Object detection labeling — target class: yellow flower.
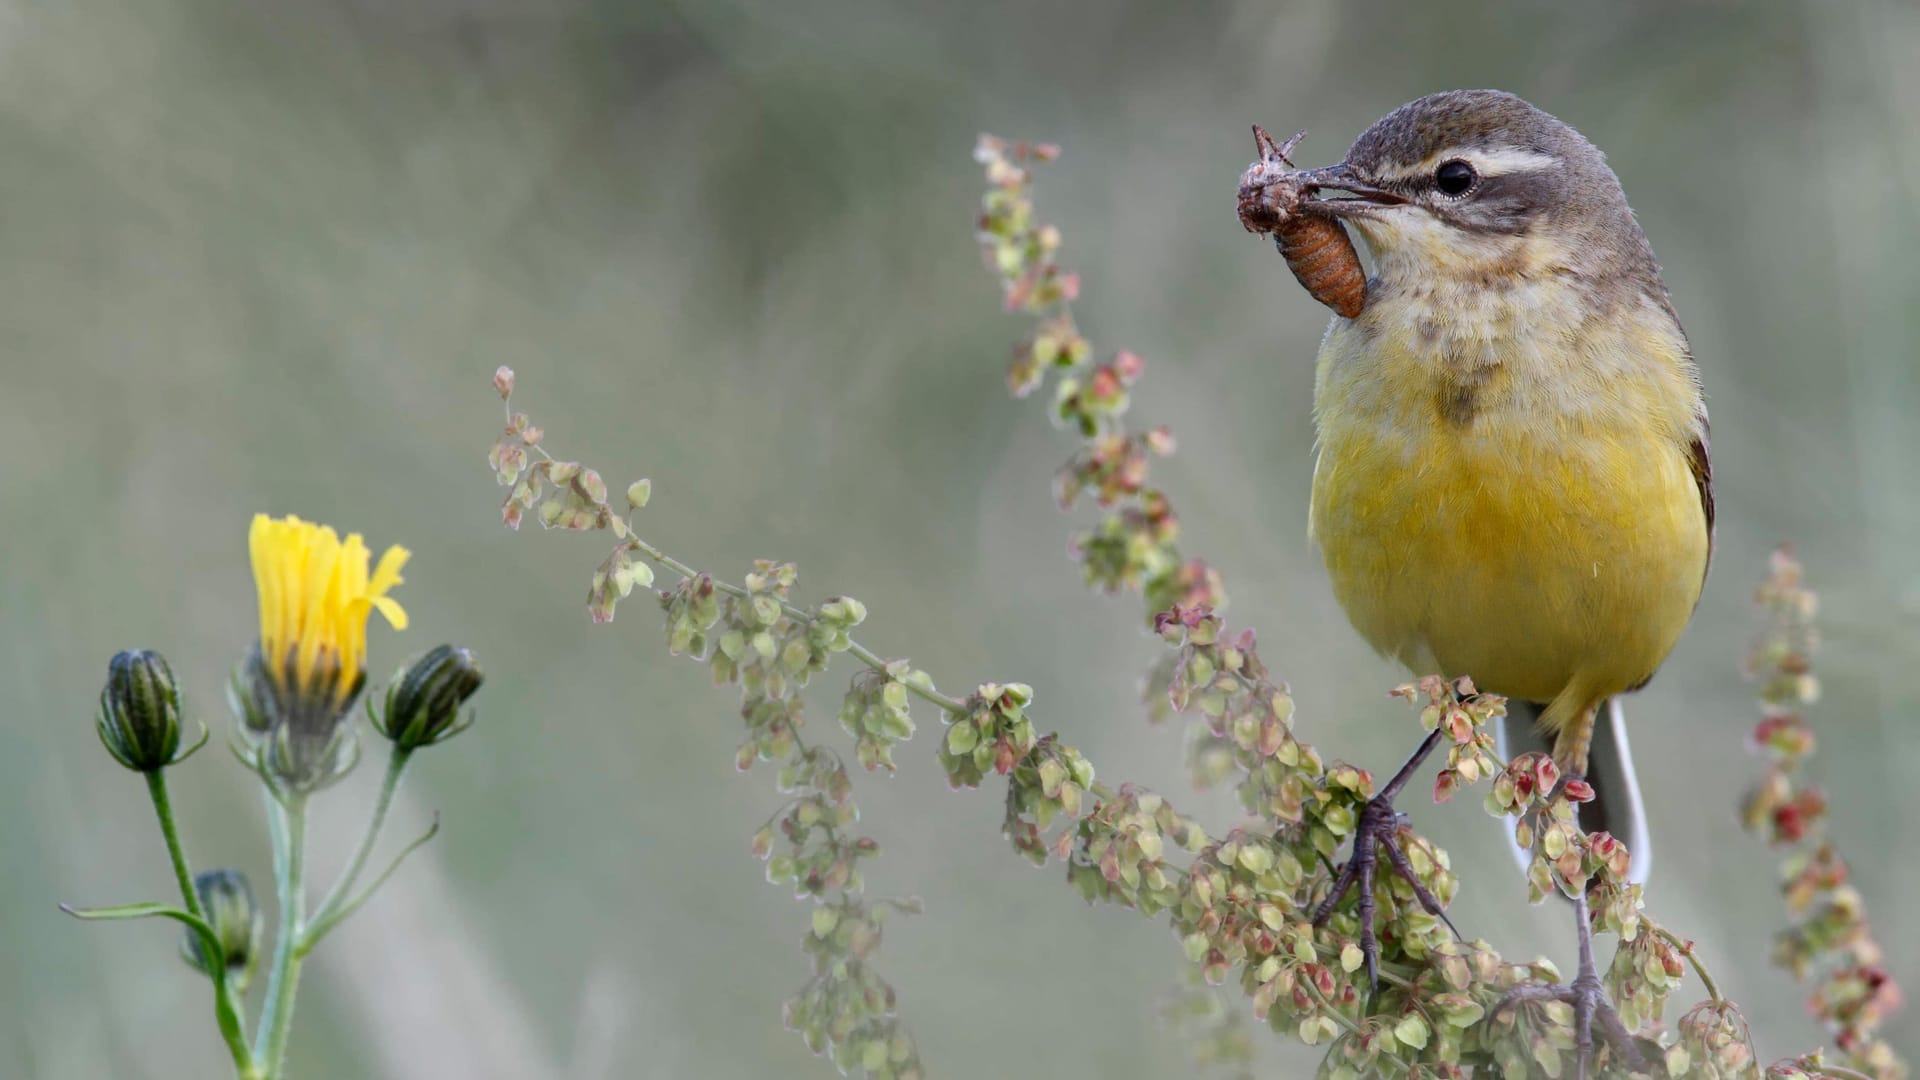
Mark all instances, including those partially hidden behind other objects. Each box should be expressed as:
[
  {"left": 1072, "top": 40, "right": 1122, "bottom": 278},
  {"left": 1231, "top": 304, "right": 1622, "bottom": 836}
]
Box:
[{"left": 249, "top": 513, "right": 410, "bottom": 709}]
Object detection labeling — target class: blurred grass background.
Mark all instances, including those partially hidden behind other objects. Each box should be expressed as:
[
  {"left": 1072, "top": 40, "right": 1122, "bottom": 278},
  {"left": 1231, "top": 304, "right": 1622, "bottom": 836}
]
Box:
[{"left": 3, "top": 0, "right": 1916, "bottom": 1076}]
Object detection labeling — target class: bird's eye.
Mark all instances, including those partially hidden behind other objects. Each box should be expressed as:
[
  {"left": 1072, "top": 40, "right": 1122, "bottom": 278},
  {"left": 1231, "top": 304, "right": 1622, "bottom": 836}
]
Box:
[{"left": 1434, "top": 160, "right": 1476, "bottom": 196}]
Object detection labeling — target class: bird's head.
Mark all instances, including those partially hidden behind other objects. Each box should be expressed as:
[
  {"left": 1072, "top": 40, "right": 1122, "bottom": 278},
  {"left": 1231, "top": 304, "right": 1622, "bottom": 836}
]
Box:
[{"left": 1295, "top": 90, "right": 1656, "bottom": 290}]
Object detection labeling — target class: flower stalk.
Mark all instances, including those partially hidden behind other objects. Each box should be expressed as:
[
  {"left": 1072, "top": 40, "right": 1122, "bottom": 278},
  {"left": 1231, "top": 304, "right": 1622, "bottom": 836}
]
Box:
[
  {"left": 302, "top": 748, "right": 412, "bottom": 951},
  {"left": 147, "top": 769, "right": 256, "bottom": 1074},
  {"left": 1740, "top": 549, "right": 1906, "bottom": 1077},
  {"left": 253, "top": 793, "right": 309, "bottom": 1073}
]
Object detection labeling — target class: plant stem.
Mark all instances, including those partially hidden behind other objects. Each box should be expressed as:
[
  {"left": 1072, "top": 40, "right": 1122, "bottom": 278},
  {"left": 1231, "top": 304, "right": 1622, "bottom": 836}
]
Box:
[
  {"left": 254, "top": 793, "right": 309, "bottom": 1076},
  {"left": 844, "top": 641, "right": 966, "bottom": 714},
  {"left": 1652, "top": 925, "right": 1723, "bottom": 1002},
  {"left": 512, "top": 406, "right": 971, "bottom": 719},
  {"left": 145, "top": 771, "right": 256, "bottom": 1077},
  {"left": 1299, "top": 971, "right": 1362, "bottom": 1036},
  {"left": 301, "top": 749, "right": 411, "bottom": 952},
  {"left": 625, "top": 533, "right": 970, "bottom": 715},
  {"left": 146, "top": 771, "right": 202, "bottom": 918}
]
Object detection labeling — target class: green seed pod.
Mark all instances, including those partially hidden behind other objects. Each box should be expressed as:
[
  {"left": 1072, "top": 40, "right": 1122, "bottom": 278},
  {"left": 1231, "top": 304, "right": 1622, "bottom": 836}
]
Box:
[
  {"left": 180, "top": 868, "right": 262, "bottom": 990},
  {"left": 372, "top": 645, "right": 483, "bottom": 751},
  {"left": 96, "top": 650, "right": 185, "bottom": 772}
]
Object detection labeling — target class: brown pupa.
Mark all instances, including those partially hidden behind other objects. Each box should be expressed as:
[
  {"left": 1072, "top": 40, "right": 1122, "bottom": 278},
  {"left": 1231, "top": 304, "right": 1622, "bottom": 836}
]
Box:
[{"left": 1236, "top": 126, "right": 1368, "bottom": 319}]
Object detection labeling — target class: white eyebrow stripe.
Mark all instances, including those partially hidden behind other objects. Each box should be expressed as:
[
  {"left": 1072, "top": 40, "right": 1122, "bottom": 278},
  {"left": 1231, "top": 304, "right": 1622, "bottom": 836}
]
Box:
[
  {"left": 1378, "top": 146, "right": 1562, "bottom": 182},
  {"left": 1452, "top": 147, "right": 1561, "bottom": 176}
]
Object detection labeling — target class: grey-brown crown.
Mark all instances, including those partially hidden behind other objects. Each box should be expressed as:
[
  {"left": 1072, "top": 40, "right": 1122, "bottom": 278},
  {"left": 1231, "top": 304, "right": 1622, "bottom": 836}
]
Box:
[
  {"left": 1345, "top": 91, "right": 1591, "bottom": 176},
  {"left": 1344, "top": 90, "right": 1664, "bottom": 285}
]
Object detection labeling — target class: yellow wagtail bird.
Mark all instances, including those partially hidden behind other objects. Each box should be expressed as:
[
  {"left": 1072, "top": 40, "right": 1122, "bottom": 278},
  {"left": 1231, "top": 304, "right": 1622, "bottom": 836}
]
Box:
[{"left": 1241, "top": 90, "right": 1712, "bottom": 1071}]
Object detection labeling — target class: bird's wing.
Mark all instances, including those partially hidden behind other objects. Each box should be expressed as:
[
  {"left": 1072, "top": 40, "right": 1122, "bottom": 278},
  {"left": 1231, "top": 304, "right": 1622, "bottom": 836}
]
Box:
[
  {"left": 1650, "top": 283, "right": 1715, "bottom": 578},
  {"left": 1688, "top": 421, "right": 1714, "bottom": 573}
]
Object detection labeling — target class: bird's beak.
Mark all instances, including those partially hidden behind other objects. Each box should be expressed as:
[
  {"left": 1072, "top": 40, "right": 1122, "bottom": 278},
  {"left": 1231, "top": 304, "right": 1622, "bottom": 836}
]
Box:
[{"left": 1296, "top": 163, "right": 1407, "bottom": 216}]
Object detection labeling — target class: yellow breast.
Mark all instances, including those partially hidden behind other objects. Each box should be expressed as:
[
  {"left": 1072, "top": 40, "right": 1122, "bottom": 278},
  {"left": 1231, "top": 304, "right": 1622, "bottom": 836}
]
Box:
[{"left": 1308, "top": 274, "right": 1709, "bottom": 716}]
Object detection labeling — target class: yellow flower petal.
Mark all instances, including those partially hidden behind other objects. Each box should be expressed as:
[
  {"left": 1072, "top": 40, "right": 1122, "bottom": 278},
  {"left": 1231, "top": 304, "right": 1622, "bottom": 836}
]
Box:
[
  {"left": 370, "top": 595, "right": 409, "bottom": 631},
  {"left": 369, "top": 545, "right": 410, "bottom": 596},
  {"left": 248, "top": 513, "right": 410, "bottom": 707}
]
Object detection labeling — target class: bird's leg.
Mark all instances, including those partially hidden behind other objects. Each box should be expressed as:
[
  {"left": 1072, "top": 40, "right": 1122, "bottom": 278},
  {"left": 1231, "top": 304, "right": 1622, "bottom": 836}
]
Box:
[
  {"left": 1494, "top": 889, "right": 1643, "bottom": 1080},
  {"left": 1309, "top": 727, "right": 1460, "bottom": 1005}
]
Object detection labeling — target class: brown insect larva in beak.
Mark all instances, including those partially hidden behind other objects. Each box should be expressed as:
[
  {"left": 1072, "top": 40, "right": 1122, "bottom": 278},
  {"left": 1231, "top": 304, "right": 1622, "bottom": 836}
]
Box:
[
  {"left": 1236, "top": 126, "right": 1368, "bottom": 319},
  {"left": 1273, "top": 211, "right": 1367, "bottom": 319}
]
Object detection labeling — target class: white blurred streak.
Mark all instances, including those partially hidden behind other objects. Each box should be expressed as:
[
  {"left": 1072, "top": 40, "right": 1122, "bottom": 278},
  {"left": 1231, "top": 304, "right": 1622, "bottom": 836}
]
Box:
[
  {"left": 320, "top": 790, "right": 560, "bottom": 1080},
  {"left": 565, "top": 963, "right": 634, "bottom": 1080}
]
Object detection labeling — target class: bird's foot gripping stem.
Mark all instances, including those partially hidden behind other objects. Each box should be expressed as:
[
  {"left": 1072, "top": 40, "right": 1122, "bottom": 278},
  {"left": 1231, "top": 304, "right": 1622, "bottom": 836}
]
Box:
[
  {"left": 1309, "top": 728, "right": 1461, "bottom": 1006},
  {"left": 1494, "top": 890, "right": 1646, "bottom": 1080}
]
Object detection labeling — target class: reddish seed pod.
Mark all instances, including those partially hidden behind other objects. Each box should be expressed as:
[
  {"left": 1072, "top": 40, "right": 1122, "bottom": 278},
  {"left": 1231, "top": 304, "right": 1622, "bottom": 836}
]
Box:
[{"left": 1236, "top": 125, "right": 1368, "bottom": 319}]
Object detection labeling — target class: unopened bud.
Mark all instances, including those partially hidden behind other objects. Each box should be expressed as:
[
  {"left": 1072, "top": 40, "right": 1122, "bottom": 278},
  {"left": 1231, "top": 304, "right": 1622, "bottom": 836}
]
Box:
[
  {"left": 96, "top": 650, "right": 191, "bottom": 772},
  {"left": 181, "top": 868, "right": 262, "bottom": 990},
  {"left": 372, "top": 645, "right": 483, "bottom": 751}
]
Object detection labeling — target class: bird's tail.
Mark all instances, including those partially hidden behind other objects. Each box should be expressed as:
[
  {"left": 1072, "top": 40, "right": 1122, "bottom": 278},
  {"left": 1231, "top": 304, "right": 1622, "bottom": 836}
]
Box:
[{"left": 1494, "top": 697, "right": 1652, "bottom": 883}]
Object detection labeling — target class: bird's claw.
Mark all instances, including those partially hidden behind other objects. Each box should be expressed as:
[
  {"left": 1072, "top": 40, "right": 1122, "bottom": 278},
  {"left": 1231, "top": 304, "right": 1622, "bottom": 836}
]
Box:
[
  {"left": 1493, "top": 892, "right": 1646, "bottom": 1080},
  {"left": 1308, "top": 728, "right": 1461, "bottom": 1007}
]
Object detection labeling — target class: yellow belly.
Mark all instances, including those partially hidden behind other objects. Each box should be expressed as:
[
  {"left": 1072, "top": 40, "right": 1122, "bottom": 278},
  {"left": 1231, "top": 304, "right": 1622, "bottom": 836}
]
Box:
[
  {"left": 1302, "top": 212, "right": 1712, "bottom": 770},
  {"left": 1309, "top": 336, "right": 1708, "bottom": 717}
]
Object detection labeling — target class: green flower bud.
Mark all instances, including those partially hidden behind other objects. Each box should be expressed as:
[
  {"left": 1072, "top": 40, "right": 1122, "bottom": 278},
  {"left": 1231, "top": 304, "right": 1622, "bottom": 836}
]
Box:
[
  {"left": 180, "top": 868, "right": 262, "bottom": 990},
  {"left": 372, "top": 645, "right": 483, "bottom": 751},
  {"left": 96, "top": 650, "right": 188, "bottom": 772}
]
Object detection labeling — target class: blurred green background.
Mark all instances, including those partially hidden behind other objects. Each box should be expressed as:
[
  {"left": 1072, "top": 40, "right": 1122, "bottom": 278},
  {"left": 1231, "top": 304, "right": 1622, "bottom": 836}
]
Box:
[{"left": 3, "top": 1, "right": 1915, "bottom": 1076}]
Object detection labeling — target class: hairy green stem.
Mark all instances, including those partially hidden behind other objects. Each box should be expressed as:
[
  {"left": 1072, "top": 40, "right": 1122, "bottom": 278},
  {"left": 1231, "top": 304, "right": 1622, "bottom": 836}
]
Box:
[
  {"left": 146, "top": 771, "right": 256, "bottom": 1077},
  {"left": 146, "top": 771, "right": 202, "bottom": 918},
  {"left": 301, "top": 749, "right": 411, "bottom": 952},
  {"left": 254, "top": 794, "right": 309, "bottom": 1076}
]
